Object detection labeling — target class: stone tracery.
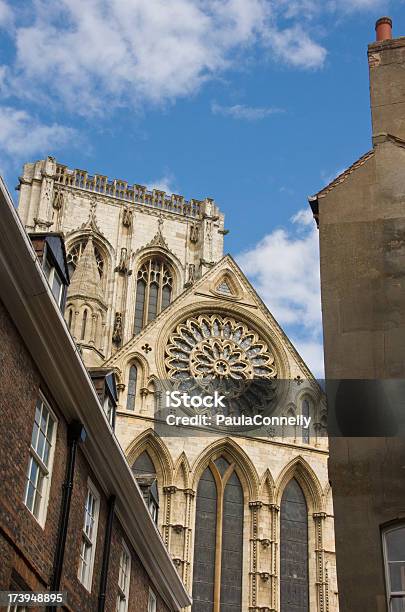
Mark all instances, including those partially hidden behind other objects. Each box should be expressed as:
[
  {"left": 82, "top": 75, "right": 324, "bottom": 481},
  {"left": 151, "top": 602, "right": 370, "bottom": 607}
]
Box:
[{"left": 165, "top": 314, "right": 278, "bottom": 416}]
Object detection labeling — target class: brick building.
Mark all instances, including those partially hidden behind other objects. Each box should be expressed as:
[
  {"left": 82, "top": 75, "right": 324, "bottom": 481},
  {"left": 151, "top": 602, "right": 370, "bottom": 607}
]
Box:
[{"left": 0, "top": 176, "right": 191, "bottom": 611}]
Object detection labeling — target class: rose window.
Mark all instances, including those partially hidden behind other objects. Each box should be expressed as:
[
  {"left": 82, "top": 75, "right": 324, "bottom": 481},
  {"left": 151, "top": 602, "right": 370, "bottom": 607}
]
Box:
[{"left": 165, "top": 314, "right": 278, "bottom": 417}]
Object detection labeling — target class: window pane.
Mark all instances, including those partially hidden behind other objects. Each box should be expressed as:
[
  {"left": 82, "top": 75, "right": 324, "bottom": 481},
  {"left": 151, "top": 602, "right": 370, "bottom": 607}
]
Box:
[
  {"left": 389, "top": 562, "right": 405, "bottom": 592},
  {"left": 31, "top": 421, "right": 39, "bottom": 449},
  {"left": 391, "top": 597, "right": 405, "bottom": 612},
  {"left": 134, "top": 280, "right": 146, "bottom": 334},
  {"left": 162, "top": 285, "right": 171, "bottom": 310},
  {"left": 43, "top": 257, "right": 52, "bottom": 281},
  {"left": 147, "top": 283, "right": 158, "bottom": 323},
  {"left": 220, "top": 469, "right": 243, "bottom": 612},
  {"left": 52, "top": 270, "right": 63, "bottom": 304},
  {"left": 192, "top": 466, "right": 217, "bottom": 612},
  {"left": 302, "top": 399, "right": 310, "bottom": 444},
  {"left": 126, "top": 365, "right": 137, "bottom": 411},
  {"left": 387, "top": 528, "right": 405, "bottom": 562},
  {"left": 25, "top": 478, "right": 36, "bottom": 512},
  {"left": 37, "top": 430, "right": 46, "bottom": 460},
  {"left": 280, "top": 479, "right": 309, "bottom": 612}
]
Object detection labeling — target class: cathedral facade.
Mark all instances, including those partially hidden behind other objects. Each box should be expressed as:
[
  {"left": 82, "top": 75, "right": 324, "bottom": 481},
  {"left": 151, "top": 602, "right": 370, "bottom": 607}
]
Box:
[{"left": 17, "top": 157, "right": 338, "bottom": 612}]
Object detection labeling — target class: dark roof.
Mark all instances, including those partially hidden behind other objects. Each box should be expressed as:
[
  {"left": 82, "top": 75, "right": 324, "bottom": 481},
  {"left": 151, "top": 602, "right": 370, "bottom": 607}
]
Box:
[{"left": 312, "top": 149, "right": 375, "bottom": 199}]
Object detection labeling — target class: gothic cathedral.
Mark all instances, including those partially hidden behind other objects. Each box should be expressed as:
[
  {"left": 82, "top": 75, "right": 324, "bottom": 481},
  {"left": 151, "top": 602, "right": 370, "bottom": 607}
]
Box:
[{"left": 17, "top": 156, "right": 338, "bottom": 612}]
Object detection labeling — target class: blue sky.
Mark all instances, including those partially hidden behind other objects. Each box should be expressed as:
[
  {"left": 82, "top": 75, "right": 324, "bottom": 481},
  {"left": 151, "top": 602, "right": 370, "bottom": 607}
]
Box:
[{"left": 0, "top": 0, "right": 404, "bottom": 376}]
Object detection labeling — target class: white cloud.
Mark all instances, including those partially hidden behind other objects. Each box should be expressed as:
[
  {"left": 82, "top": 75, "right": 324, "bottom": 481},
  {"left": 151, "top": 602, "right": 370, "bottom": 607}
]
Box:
[
  {"left": 0, "top": 0, "right": 331, "bottom": 116},
  {"left": 268, "top": 25, "right": 327, "bottom": 69},
  {"left": 146, "top": 173, "right": 177, "bottom": 194},
  {"left": 0, "top": 106, "right": 77, "bottom": 159},
  {"left": 237, "top": 207, "right": 324, "bottom": 376},
  {"left": 290, "top": 338, "right": 324, "bottom": 378},
  {"left": 328, "top": 0, "right": 387, "bottom": 10},
  {"left": 0, "top": 0, "right": 12, "bottom": 28},
  {"left": 6, "top": 0, "right": 272, "bottom": 114},
  {"left": 211, "top": 102, "right": 284, "bottom": 120}
]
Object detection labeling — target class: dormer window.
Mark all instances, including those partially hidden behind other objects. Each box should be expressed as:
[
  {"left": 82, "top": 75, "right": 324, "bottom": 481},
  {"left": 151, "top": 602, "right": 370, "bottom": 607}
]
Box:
[
  {"left": 132, "top": 451, "right": 159, "bottom": 524},
  {"left": 88, "top": 369, "right": 118, "bottom": 431},
  {"left": 43, "top": 253, "right": 64, "bottom": 307},
  {"left": 29, "top": 233, "right": 70, "bottom": 311}
]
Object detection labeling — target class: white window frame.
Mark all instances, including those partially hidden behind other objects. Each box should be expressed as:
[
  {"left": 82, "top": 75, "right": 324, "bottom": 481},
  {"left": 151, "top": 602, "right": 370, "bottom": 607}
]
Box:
[
  {"left": 148, "top": 588, "right": 157, "bottom": 612},
  {"left": 43, "top": 246, "right": 64, "bottom": 307},
  {"left": 383, "top": 523, "right": 405, "bottom": 611},
  {"left": 103, "top": 394, "right": 115, "bottom": 427},
  {"left": 23, "top": 393, "right": 57, "bottom": 528},
  {"left": 78, "top": 479, "right": 100, "bottom": 592},
  {"left": 116, "top": 540, "right": 131, "bottom": 612}
]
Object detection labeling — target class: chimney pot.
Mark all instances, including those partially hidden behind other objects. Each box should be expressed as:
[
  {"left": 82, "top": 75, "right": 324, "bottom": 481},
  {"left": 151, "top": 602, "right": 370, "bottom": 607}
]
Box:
[{"left": 375, "top": 16, "right": 392, "bottom": 42}]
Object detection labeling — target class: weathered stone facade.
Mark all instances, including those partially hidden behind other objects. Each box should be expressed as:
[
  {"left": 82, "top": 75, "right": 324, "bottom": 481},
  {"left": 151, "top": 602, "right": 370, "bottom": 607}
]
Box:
[{"left": 18, "top": 159, "right": 338, "bottom": 611}]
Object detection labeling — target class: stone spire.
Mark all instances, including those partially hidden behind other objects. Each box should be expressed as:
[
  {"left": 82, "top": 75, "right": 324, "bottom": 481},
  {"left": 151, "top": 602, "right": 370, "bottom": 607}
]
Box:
[{"left": 68, "top": 236, "right": 105, "bottom": 304}]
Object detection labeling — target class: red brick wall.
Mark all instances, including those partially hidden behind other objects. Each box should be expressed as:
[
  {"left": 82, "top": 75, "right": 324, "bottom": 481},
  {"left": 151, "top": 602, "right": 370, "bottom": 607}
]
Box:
[
  {"left": 0, "top": 297, "right": 66, "bottom": 592},
  {"left": 0, "top": 298, "right": 171, "bottom": 611}
]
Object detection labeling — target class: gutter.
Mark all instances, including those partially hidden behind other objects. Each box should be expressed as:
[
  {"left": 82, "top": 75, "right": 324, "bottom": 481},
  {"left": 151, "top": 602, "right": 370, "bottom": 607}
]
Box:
[
  {"left": 98, "top": 495, "right": 116, "bottom": 612},
  {"left": 0, "top": 177, "right": 191, "bottom": 611}
]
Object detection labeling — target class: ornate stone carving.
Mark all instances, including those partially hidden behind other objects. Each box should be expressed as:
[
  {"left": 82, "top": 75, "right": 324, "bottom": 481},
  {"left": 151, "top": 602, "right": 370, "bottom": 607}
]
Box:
[
  {"left": 80, "top": 197, "right": 103, "bottom": 235},
  {"left": 165, "top": 314, "right": 277, "bottom": 417},
  {"left": 185, "top": 263, "right": 195, "bottom": 287},
  {"left": 122, "top": 206, "right": 133, "bottom": 227},
  {"left": 147, "top": 215, "right": 169, "bottom": 249},
  {"left": 116, "top": 247, "right": 130, "bottom": 274},
  {"left": 165, "top": 314, "right": 277, "bottom": 381},
  {"left": 52, "top": 189, "right": 64, "bottom": 210},
  {"left": 112, "top": 312, "right": 123, "bottom": 345},
  {"left": 189, "top": 223, "right": 199, "bottom": 244}
]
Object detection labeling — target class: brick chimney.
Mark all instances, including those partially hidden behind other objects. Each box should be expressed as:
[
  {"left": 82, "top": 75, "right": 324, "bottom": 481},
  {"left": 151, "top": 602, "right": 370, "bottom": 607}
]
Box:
[
  {"left": 375, "top": 17, "right": 392, "bottom": 41},
  {"left": 368, "top": 17, "right": 405, "bottom": 142}
]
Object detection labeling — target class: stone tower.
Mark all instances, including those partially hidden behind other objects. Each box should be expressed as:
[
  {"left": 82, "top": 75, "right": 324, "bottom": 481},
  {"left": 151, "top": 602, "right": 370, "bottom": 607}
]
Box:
[{"left": 18, "top": 158, "right": 338, "bottom": 612}]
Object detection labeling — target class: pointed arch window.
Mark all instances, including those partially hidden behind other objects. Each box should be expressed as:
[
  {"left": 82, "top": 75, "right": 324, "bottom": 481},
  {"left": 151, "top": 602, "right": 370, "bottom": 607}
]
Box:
[
  {"left": 132, "top": 451, "right": 159, "bottom": 523},
  {"left": 81, "top": 309, "right": 88, "bottom": 341},
  {"left": 126, "top": 365, "right": 138, "bottom": 411},
  {"left": 67, "top": 308, "right": 73, "bottom": 330},
  {"left": 302, "top": 399, "right": 310, "bottom": 444},
  {"left": 67, "top": 239, "right": 104, "bottom": 279},
  {"left": 134, "top": 258, "right": 173, "bottom": 334},
  {"left": 193, "top": 457, "right": 243, "bottom": 612},
  {"left": 280, "top": 479, "right": 309, "bottom": 612}
]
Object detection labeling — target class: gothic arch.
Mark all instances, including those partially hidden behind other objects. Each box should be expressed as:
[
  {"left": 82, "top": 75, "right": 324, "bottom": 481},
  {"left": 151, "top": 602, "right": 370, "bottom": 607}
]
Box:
[
  {"left": 295, "top": 384, "right": 323, "bottom": 409},
  {"left": 191, "top": 437, "right": 259, "bottom": 501},
  {"left": 66, "top": 230, "right": 114, "bottom": 279},
  {"left": 323, "top": 480, "right": 333, "bottom": 515},
  {"left": 275, "top": 456, "right": 323, "bottom": 513},
  {"left": 259, "top": 468, "right": 275, "bottom": 505},
  {"left": 174, "top": 452, "right": 191, "bottom": 490},
  {"left": 133, "top": 246, "right": 183, "bottom": 299},
  {"left": 123, "top": 352, "right": 149, "bottom": 388},
  {"left": 66, "top": 229, "right": 114, "bottom": 261},
  {"left": 126, "top": 429, "right": 173, "bottom": 487}
]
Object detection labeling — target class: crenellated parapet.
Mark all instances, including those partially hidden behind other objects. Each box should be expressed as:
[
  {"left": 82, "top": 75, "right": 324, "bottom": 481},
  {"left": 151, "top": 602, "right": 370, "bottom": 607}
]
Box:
[{"left": 54, "top": 162, "right": 214, "bottom": 220}]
